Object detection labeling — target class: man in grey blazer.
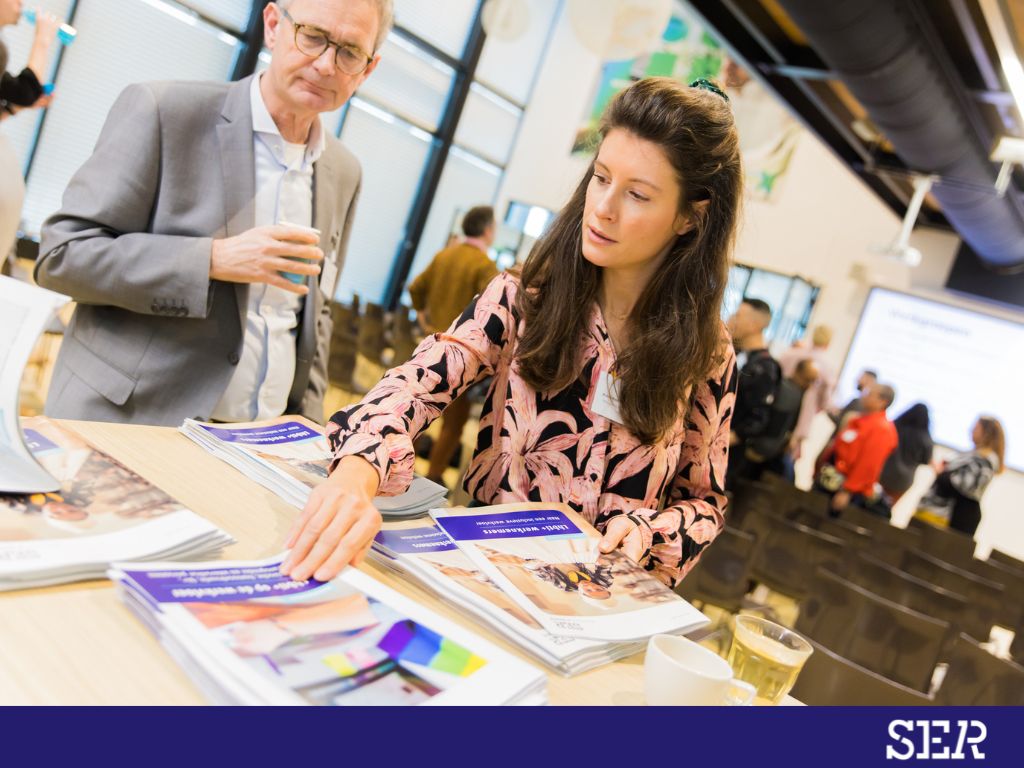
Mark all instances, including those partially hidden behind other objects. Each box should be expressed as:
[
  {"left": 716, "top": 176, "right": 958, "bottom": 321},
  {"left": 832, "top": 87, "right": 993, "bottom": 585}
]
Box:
[{"left": 36, "top": 0, "right": 391, "bottom": 426}]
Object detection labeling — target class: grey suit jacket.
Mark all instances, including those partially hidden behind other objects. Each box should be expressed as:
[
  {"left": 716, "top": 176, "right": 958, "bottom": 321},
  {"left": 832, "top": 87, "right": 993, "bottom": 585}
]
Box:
[{"left": 36, "top": 76, "right": 360, "bottom": 426}]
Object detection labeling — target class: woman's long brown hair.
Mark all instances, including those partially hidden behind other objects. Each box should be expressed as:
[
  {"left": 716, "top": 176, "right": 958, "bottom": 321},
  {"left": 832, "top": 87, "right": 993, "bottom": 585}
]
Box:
[
  {"left": 975, "top": 416, "right": 1006, "bottom": 474},
  {"left": 514, "top": 78, "right": 742, "bottom": 443}
]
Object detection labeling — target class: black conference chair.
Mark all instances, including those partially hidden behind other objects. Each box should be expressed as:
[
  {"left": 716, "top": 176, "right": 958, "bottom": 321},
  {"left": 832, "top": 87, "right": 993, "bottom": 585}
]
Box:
[
  {"left": 901, "top": 549, "right": 1005, "bottom": 638},
  {"left": 790, "top": 637, "right": 934, "bottom": 706},
  {"left": 727, "top": 478, "right": 778, "bottom": 529},
  {"left": 917, "top": 522, "right": 978, "bottom": 567},
  {"left": 848, "top": 553, "right": 974, "bottom": 640},
  {"left": 797, "top": 568, "right": 950, "bottom": 692},
  {"left": 936, "top": 633, "right": 1024, "bottom": 706},
  {"left": 749, "top": 514, "right": 846, "bottom": 600},
  {"left": 989, "top": 549, "right": 1024, "bottom": 571},
  {"left": 674, "top": 527, "right": 758, "bottom": 613}
]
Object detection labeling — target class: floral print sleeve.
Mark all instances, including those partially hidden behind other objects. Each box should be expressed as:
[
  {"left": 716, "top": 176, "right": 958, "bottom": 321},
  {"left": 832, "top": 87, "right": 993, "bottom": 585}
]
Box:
[
  {"left": 626, "top": 345, "right": 738, "bottom": 587},
  {"left": 325, "top": 273, "right": 517, "bottom": 494}
]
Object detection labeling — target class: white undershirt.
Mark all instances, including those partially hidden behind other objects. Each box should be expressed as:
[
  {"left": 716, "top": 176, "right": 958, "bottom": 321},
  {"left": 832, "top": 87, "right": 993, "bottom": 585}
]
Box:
[{"left": 210, "top": 74, "right": 325, "bottom": 422}]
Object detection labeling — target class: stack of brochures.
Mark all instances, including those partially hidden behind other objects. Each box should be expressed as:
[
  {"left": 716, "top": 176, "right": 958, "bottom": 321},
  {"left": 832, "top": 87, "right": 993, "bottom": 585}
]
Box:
[
  {"left": 371, "top": 503, "right": 709, "bottom": 675},
  {"left": 179, "top": 417, "right": 447, "bottom": 518},
  {"left": 110, "top": 556, "right": 549, "bottom": 705},
  {"left": 0, "top": 418, "right": 234, "bottom": 591}
]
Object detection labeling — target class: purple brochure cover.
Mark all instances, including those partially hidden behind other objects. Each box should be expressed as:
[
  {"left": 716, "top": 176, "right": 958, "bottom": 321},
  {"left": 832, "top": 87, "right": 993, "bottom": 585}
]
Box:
[
  {"left": 374, "top": 528, "right": 457, "bottom": 554},
  {"left": 200, "top": 421, "right": 320, "bottom": 446},
  {"left": 436, "top": 509, "right": 581, "bottom": 542},
  {"left": 122, "top": 563, "right": 325, "bottom": 603}
]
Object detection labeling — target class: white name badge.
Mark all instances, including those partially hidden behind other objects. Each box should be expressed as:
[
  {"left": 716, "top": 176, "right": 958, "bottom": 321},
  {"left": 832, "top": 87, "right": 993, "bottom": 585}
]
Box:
[
  {"left": 840, "top": 428, "right": 857, "bottom": 444},
  {"left": 591, "top": 368, "right": 623, "bottom": 424},
  {"left": 320, "top": 254, "right": 339, "bottom": 297}
]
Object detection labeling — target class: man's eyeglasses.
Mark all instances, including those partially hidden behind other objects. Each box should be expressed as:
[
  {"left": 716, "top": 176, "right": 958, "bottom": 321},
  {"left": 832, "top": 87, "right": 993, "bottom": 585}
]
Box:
[{"left": 279, "top": 7, "right": 373, "bottom": 76}]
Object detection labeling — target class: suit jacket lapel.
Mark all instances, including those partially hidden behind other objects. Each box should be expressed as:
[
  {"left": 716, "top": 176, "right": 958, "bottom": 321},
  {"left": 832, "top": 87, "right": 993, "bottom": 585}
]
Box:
[{"left": 216, "top": 76, "right": 256, "bottom": 338}]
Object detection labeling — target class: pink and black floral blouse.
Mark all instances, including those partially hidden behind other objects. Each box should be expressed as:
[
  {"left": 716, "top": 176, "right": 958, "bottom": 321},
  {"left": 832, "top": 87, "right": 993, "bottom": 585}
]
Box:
[{"left": 327, "top": 273, "right": 738, "bottom": 587}]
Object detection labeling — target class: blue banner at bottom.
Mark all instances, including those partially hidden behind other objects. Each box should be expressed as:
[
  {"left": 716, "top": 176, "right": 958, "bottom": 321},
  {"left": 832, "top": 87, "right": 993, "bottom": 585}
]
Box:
[{"left": 3, "top": 707, "right": 1020, "bottom": 767}]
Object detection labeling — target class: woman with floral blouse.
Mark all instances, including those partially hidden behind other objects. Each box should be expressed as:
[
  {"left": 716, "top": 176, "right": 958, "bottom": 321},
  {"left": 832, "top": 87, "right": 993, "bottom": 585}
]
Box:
[{"left": 282, "top": 77, "right": 743, "bottom": 586}]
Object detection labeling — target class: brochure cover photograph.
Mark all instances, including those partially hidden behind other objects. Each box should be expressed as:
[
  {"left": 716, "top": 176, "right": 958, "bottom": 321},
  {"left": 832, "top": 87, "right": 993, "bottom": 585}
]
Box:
[
  {"left": 432, "top": 503, "right": 708, "bottom": 642},
  {"left": 112, "top": 557, "right": 547, "bottom": 706},
  {"left": 0, "top": 418, "right": 231, "bottom": 589}
]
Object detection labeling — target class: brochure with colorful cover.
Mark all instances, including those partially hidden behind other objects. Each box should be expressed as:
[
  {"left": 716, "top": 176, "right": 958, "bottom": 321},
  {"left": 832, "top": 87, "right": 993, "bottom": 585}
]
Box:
[
  {"left": 0, "top": 417, "right": 233, "bottom": 590},
  {"left": 430, "top": 503, "right": 709, "bottom": 643},
  {"left": 180, "top": 417, "right": 446, "bottom": 516},
  {"left": 110, "top": 556, "right": 547, "bottom": 706},
  {"left": 372, "top": 524, "right": 629, "bottom": 674}
]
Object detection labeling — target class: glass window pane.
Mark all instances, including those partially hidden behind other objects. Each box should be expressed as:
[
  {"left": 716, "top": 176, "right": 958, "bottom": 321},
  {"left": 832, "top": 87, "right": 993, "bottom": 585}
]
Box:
[
  {"left": 357, "top": 33, "right": 454, "bottom": 132},
  {"left": 722, "top": 265, "right": 751, "bottom": 321},
  {"left": 774, "top": 278, "right": 816, "bottom": 348},
  {"left": 393, "top": 0, "right": 476, "bottom": 57},
  {"left": 453, "top": 82, "right": 521, "bottom": 166},
  {"left": 476, "top": 0, "right": 558, "bottom": 105},
  {"left": 0, "top": 0, "right": 74, "bottom": 172},
  {"left": 178, "top": 0, "right": 252, "bottom": 33},
  {"left": 407, "top": 146, "right": 502, "bottom": 288},
  {"left": 21, "top": 0, "right": 240, "bottom": 235},
  {"left": 336, "top": 99, "right": 431, "bottom": 303},
  {"left": 743, "top": 269, "right": 794, "bottom": 342}
]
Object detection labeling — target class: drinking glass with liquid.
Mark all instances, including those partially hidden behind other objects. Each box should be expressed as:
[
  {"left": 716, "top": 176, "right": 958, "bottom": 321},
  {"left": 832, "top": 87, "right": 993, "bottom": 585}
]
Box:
[{"left": 726, "top": 615, "right": 813, "bottom": 705}]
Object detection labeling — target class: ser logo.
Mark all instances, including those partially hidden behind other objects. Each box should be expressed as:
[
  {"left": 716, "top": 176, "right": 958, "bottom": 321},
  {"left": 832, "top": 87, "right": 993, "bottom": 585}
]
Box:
[{"left": 886, "top": 720, "right": 987, "bottom": 760}]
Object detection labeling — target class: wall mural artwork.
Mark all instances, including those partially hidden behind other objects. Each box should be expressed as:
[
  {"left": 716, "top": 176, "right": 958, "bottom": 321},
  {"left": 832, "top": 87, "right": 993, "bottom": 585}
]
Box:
[{"left": 571, "top": 2, "right": 802, "bottom": 203}]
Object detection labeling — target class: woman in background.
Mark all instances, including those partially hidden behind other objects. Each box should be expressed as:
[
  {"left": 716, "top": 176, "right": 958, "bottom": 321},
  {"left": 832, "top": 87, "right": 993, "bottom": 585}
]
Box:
[
  {"left": 917, "top": 416, "right": 1005, "bottom": 536},
  {"left": 282, "top": 77, "right": 743, "bottom": 586}
]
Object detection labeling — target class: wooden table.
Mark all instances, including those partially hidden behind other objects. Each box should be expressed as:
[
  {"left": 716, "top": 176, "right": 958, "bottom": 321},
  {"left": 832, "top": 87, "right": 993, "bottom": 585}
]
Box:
[{"left": 0, "top": 420, "right": 655, "bottom": 705}]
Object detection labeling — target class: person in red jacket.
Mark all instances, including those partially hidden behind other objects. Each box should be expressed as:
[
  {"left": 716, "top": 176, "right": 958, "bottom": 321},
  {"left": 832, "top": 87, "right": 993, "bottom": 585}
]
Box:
[{"left": 817, "top": 383, "right": 898, "bottom": 515}]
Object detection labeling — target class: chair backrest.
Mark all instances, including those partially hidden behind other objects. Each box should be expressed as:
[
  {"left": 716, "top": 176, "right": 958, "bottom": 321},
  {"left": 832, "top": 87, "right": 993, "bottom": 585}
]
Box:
[
  {"left": 797, "top": 568, "right": 950, "bottom": 692},
  {"left": 839, "top": 506, "right": 923, "bottom": 563},
  {"left": 790, "top": 637, "right": 934, "bottom": 706},
  {"left": 918, "top": 522, "right": 978, "bottom": 568},
  {"left": 989, "top": 549, "right": 1024, "bottom": 571},
  {"left": 936, "top": 633, "right": 1024, "bottom": 705},
  {"left": 674, "top": 527, "right": 757, "bottom": 613},
  {"left": 775, "top": 483, "right": 831, "bottom": 518},
  {"left": 356, "top": 313, "right": 385, "bottom": 359},
  {"left": 901, "top": 549, "right": 1005, "bottom": 637},
  {"left": 967, "top": 558, "right": 1024, "bottom": 628},
  {"left": 363, "top": 301, "right": 384, "bottom": 321},
  {"left": 751, "top": 515, "right": 846, "bottom": 599},
  {"left": 850, "top": 553, "right": 972, "bottom": 636},
  {"left": 727, "top": 478, "right": 778, "bottom": 528}
]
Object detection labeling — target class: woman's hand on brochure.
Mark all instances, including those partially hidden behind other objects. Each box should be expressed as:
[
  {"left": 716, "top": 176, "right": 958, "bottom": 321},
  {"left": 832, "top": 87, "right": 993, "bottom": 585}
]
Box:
[
  {"left": 280, "top": 456, "right": 381, "bottom": 582},
  {"left": 598, "top": 516, "right": 644, "bottom": 562}
]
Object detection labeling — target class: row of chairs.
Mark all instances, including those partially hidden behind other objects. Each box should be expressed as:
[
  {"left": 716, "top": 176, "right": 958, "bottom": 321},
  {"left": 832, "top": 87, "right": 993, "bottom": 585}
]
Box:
[
  {"left": 328, "top": 299, "right": 420, "bottom": 394},
  {"left": 677, "top": 478, "right": 1024, "bottom": 704}
]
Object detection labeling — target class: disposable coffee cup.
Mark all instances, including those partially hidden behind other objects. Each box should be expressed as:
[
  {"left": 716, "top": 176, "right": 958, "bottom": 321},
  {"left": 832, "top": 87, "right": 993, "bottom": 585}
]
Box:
[{"left": 277, "top": 221, "right": 321, "bottom": 285}]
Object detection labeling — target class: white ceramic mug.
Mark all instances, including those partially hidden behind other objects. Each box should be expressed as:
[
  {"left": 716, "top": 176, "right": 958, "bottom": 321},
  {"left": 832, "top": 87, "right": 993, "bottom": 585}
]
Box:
[{"left": 644, "top": 634, "right": 756, "bottom": 706}]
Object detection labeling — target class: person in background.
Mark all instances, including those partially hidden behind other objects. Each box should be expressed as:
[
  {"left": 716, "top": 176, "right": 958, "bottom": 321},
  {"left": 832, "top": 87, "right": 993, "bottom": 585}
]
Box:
[
  {"left": 778, "top": 324, "right": 836, "bottom": 465},
  {"left": 407, "top": 205, "right": 499, "bottom": 485},
  {"left": 917, "top": 416, "right": 1005, "bottom": 536},
  {"left": 1, "top": 3, "right": 61, "bottom": 275},
  {"left": 738, "top": 358, "right": 819, "bottom": 481},
  {"left": 831, "top": 368, "right": 877, "bottom": 429},
  {"left": 726, "top": 298, "right": 780, "bottom": 485},
  {"left": 281, "top": 77, "right": 742, "bottom": 585},
  {"left": 879, "top": 402, "right": 933, "bottom": 504},
  {"left": 36, "top": 0, "right": 390, "bottom": 426},
  {"left": 816, "top": 383, "right": 898, "bottom": 516}
]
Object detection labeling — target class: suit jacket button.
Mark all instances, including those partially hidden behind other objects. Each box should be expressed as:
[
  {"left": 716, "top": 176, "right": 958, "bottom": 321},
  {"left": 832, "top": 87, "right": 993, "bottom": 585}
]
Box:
[{"left": 228, "top": 352, "right": 240, "bottom": 365}]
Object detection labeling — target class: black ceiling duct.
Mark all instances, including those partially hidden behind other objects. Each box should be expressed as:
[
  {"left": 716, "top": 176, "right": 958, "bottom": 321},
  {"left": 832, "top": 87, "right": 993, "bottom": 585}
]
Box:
[{"left": 775, "top": 0, "right": 1024, "bottom": 268}]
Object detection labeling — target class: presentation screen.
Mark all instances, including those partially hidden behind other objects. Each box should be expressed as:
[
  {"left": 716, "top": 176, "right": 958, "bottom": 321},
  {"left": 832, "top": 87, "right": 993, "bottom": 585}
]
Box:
[{"left": 836, "top": 288, "right": 1022, "bottom": 471}]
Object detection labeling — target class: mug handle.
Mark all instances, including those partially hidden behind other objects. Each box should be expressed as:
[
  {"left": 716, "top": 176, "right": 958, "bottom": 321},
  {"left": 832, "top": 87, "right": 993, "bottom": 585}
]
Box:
[{"left": 724, "top": 679, "right": 757, "bottom": 706}]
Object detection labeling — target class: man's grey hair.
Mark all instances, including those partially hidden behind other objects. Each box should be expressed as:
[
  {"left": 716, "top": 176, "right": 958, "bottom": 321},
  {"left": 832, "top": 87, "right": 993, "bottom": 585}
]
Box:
[{"left": 277, "top": 0, "right": 394, "bottom": 52}]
